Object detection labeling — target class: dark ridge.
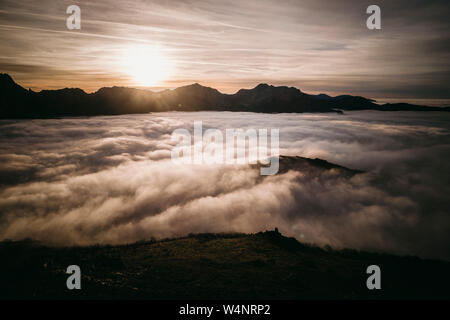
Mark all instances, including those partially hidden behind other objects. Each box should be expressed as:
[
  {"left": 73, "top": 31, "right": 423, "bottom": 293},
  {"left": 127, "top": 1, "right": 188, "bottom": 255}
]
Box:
[
  {"left": 1, "top": 231, "right": 449, "bottom": 299},
  {"left": 315, "top": 93, "right": 332, "bottom": 100},
  {"left": 256, "top": 155, "right": 364, "bottom": 176},
  {"left": 1, "top": 73, "right": 449, "bottom": 119}
]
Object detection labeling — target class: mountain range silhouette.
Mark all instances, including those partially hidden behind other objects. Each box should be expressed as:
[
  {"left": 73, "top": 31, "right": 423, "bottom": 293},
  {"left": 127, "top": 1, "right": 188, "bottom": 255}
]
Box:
[{"left": 1, "top": 73, "right": 448, "bottom": 118}]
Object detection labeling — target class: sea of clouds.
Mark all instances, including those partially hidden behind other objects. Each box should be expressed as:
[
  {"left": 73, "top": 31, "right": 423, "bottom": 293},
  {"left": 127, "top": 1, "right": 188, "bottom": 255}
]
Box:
[{"left": 0, "top": 111, "right": 449, "bottom": 260}]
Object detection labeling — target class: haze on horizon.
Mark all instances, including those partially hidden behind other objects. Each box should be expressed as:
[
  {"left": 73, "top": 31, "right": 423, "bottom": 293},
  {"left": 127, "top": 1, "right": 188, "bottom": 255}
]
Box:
[{"left": 0, "top": 0, "right": 449, "bottom": 98}]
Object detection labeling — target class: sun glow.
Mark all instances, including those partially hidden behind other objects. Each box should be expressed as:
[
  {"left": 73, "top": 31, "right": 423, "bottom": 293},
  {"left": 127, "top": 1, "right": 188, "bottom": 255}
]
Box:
[{"left": 124, "top": 46, "right": 174, "bottom": 86}]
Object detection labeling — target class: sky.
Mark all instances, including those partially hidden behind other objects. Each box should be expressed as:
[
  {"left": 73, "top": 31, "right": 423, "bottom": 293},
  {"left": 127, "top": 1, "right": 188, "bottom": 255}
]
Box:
[{"left": 0, "top": 0, "right": 449, "bottom": 98}]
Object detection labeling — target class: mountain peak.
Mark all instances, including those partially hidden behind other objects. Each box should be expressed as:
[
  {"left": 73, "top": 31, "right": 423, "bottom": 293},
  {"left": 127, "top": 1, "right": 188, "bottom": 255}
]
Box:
[
  {"left": 184, "top": 82, "right": 209, "bottom": 89},
  {"left": 0, "top": 73, "right": 28, "bottom": 94},
  {"left": 0, "top": 73, "right": 15, "bottom": 84},
  {"left": 254, "top": 83, "right": 271, "bottom": 89},
  {"left": 177, "top": 82, "right": 220, "bottom": 94},
  {"left": 0, "top": 73, "right": 444, "bottom": 118}
]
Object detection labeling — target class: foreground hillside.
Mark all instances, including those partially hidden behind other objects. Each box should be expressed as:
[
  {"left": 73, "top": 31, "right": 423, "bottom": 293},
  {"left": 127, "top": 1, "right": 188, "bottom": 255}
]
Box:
[{"left": 1, "top": 231, "right": 449, "bottom": 299}]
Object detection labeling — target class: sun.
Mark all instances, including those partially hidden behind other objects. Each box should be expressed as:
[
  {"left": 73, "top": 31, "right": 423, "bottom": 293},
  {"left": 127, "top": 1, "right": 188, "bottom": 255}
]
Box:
[{"left": 124, "top": 46, "right": 173, "bottom": 87}]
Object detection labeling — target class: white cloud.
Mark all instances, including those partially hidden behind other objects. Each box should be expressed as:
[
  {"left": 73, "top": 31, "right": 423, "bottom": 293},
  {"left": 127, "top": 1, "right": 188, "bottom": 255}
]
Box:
[{"left": 0, "top": 111, "right": 449, "bottom": 260}]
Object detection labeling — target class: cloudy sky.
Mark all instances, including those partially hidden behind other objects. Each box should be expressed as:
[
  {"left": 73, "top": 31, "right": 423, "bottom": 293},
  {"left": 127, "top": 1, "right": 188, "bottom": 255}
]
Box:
[{"left": 0, "top": 0, "right": 449, "bottom": 97}]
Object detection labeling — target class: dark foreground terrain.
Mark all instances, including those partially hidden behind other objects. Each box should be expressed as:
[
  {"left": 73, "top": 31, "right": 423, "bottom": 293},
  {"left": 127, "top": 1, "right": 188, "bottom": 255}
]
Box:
[{"left": 1, "top": 231, "right": 449, "bottom": 300}]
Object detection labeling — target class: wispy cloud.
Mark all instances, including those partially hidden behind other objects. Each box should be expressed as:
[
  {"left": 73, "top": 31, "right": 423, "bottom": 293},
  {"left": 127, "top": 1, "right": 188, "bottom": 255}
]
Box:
[{"left": 0, "top": 0, "right": 449, "bottom": 97}]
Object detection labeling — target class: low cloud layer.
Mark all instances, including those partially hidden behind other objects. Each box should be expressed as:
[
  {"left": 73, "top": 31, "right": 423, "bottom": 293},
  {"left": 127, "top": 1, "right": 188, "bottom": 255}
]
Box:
[{"left": 0, "top": 111, "right": 449, "bottom": 260}]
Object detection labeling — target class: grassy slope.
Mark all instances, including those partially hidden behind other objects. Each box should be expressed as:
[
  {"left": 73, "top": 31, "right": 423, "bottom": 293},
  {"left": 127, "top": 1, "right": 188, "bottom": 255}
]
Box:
[{"left": 1, "top": 231, "right": 449, "bottom": 299}]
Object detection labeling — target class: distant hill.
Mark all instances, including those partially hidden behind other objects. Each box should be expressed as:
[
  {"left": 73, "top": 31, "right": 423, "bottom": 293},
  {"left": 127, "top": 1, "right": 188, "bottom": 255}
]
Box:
[
  {"left": 1, "top": 231, "right": 449, "bottom": 299},
  {"left": 1, "top": 73, "right": 449, "bottom": 118},
  {"left": 273, "top": 155, "right": 364, "bottom": 175}
]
